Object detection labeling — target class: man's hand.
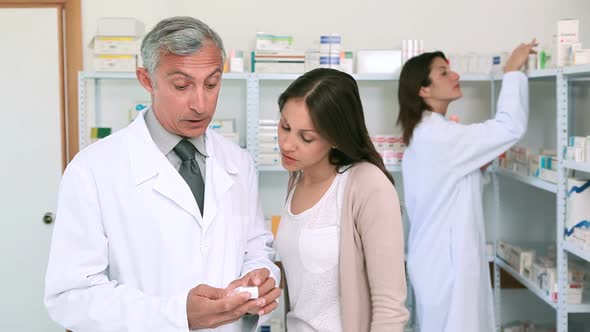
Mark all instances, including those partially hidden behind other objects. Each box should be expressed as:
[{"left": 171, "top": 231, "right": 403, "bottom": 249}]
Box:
[
  {"left": 186, "top": 284, "right": 265, "bottom": 329},
  {"left": 225, "top": 268, "right": 282, "bottom": 316}
]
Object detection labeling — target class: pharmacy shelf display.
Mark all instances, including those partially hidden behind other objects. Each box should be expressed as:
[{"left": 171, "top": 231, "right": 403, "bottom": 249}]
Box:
[
  {"left": 78, "top": 67, "right": 590, "bottom": 332},
  {"left": 490, "top": 66, "right": 590, "bottom": 332}
]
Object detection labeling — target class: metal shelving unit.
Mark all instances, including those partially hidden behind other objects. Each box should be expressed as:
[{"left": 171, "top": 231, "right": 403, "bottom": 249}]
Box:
[
  {"left": 558, "top": 66, "right": 590, "bottom": 328},
  {"left": 491, "top": 66, "right": 590, "bottom": 331}
]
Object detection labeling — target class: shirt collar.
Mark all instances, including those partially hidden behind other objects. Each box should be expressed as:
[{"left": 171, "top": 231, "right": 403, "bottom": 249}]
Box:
[{"left": 144, "top": 107, "right": 208, "bottom": 157}]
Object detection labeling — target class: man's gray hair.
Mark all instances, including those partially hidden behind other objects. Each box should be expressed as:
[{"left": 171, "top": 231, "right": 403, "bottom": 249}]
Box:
[{"left": 141, "top": 16, "right": 226, "bottom": 77}]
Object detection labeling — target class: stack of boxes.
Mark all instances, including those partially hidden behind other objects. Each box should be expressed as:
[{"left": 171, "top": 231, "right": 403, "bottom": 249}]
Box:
[
  {"left": 498, "top": 241, "right": 588, "bottom": 305},
  {"left": 498, "top": 241, "right": 536, "bottom": 277},
  {"left": 252, "top": 33, "right": 304, "bottom": 74},
  {"left": 319, "top": 34, "right": 341, "bottom": 70},
  {"left": 257, "top": 120, "right": 280, "bottom": 166},
  {"left": 371, "top": 134, "right": 405, "bottom": 166},
  {"left": 557, "top": 19, "right": 590, "bottom": 67},
  {"left": 566, "top": 136, "right": 590, "bottom": 163},
  {"left": 91, "top": 18, "right": 145, "bottom": 72},
  {"left": 499, "top": 146, "right": 557, "bottom": 183}
]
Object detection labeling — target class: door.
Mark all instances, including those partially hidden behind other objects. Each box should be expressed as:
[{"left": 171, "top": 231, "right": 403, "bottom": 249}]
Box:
[{"left": 0, "top": 7, "right": 64, "bottom": 331}]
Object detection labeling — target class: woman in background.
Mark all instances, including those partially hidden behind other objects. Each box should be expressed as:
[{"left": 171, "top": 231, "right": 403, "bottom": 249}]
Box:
[
  {"left": 273, "top": 68, "right": 409, "bottom": 332},
  {"left": 397, "top": 40, "right": 537, "bottom": 332}
]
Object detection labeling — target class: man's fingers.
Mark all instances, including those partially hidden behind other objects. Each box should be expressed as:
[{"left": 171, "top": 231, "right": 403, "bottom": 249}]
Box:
[
  {"left": 257, "top": 277, "right": 277, "bottom": 297},
  {"left": 225, "top": 278, "right": 249, "bottom": 294},
  {"left": 249, "top": 268, "right": 270, "bottom": 286},
  {"left": 193, "top": 284, "right": 227, "bottom": 300},
  {"left": 257, "top": 300, "right": 279, "bottom": 316},
  {"left": 257, "top": 287, "right": 281, "bottom": 315},
  {"left": 209, "top": 291, "right": 251, "bottom": 314}
]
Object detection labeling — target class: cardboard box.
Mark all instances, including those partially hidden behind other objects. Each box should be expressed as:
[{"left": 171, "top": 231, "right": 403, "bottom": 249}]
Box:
[
  {"left": 557, "top": 19, "right": 579, "bottom": 67},
  {"left": 566, "top": 178, "right": 590, "bottom": 240},
  {"left": 92, "top": 37, "right": 141, "bottom": 55},
  {"left": 93, "top": 55, "right": 137, "bottom": 72},
  {"left": 357, "top": 50, "right": 402, "bottom": 74}
]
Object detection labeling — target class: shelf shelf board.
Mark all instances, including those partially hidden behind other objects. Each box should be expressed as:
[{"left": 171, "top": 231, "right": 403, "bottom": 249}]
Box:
[
  {"left": 459, "top": 73, "right": 494, "bottom": 81},
  {"left": 527, "top": 68, "right": 559, "bottom": 79},
  {"left": 564, "top": 160, "right": 590, "bottom": 173},
  {"left": 495, "top": 168, "right": 557, "bottom": 193},
  {"left": 562, "top": 64, "right": 590, "bottom": 78},
  {"left": 565, "top": 241, "right": 590, "bottom": 264},
  {"left": 495, "top": 257, "right": 557, "bottom": 309}
]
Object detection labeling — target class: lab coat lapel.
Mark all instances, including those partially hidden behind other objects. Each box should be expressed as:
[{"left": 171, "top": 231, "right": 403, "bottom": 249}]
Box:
[
  {"left": 202, "top": 132, "right": 236, "bottom": 227},
  {"left": 127, "top": 113, "right": 202, "bottom": 223}
]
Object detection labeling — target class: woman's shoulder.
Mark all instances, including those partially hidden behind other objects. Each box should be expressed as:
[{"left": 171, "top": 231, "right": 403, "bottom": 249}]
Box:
[{"left": 346, "top": 162, "right": 395, "bottom": 192}]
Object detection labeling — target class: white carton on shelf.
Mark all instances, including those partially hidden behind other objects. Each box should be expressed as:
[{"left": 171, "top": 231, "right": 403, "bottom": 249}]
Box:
[
  {"left": 258, "top": 153, "right": 280, "bottom": 165},
  {"left": 97, "top": 17, "right": 145, "bottom": 37},
  {"left": 565, "top": 177, "right": 590, "bottom": 241},
  {"left": 258, "top": 133, "right": 278, "bottom": 143},
  {"left": 497, "top": 241, "right": 511, "bottom": 262},
  {"left": 93, "top": 55, "right": 137, "bottom": 72},
  {"left": 575, "top": 49, "right": 590, "bottom": 65},
  {"left": 557, "top": 19, "right": 579, "bottom": 67},
  {"left": 92, "top": 37, "right": 141, "bottom": 55},
  {"left": 357, "top": 50, "right": 402, "bottom": 74},
  {"left": 539, "top": 168, "right": 558, "bottom": 183},
  {"left": 529, "top": 261, "right": 547, "bottom": 288},
  {"left": 259, "top": 143, "right": 280, "bottom": 154},
  {"left": 258, "top": 125, "right": 278, "bottom": 134}
]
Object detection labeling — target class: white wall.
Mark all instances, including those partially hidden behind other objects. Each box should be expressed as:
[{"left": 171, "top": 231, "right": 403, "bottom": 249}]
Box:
[{"left": 82, "top": 0, "right": 590, "bottom": 69}]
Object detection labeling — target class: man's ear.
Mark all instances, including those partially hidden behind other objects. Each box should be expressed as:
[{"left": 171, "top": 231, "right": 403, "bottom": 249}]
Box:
[
  {"left": 136, "top": 67, "right": 154, "bottom": 94},
  {"left": 418, "top": 86, "right": 430, "bottom": 99}
]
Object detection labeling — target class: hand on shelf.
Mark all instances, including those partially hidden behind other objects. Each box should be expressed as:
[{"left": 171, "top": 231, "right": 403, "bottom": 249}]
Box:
[{"left": 504, "top": 38, "right": 538, "bottom": 73}]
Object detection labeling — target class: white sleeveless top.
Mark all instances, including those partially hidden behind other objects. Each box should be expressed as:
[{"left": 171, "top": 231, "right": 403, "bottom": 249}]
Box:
[{"left": 274, "top": 169, "right": 350, "bottom": 332}]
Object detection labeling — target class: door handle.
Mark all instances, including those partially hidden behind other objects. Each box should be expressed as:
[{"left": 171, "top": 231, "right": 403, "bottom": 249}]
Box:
[{"left": 43, "top": 212, "right": 54, "bottom": 224}]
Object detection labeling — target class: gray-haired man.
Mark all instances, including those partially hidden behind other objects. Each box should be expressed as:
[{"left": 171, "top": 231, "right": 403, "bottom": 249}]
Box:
[{"left": 45, "top": 16, "right": 281, "bottom": 331}]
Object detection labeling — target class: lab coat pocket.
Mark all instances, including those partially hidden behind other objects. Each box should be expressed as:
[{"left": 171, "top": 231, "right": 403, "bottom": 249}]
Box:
[{"left": 299, "top": 225, "right": 340, "bottom": 274}]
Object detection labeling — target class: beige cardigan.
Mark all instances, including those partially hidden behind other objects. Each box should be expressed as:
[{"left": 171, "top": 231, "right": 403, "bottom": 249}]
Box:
[{"left": 284, "top": 162, "right": 409, "bottom": 332}]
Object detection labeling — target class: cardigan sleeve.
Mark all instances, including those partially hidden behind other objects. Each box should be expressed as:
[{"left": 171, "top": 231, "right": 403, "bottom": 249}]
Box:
[{"left": 351, "top": 164, "right": 409, "bottom": 332}]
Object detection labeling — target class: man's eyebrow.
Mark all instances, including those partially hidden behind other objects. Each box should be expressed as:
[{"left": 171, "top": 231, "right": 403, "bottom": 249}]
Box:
[{"left": 166, "top": 71, "right": 193, "bottom": 79}]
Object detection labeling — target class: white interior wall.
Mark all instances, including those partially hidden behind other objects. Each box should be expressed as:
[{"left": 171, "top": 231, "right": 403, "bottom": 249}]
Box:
[{"left": 82, "top": 0, "right": 590, "bottom": 68}]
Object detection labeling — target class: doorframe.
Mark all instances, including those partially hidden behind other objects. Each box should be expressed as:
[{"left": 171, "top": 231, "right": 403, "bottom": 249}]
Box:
[{"left": 0, "top": 0, "right": 82, "bottom": 168}]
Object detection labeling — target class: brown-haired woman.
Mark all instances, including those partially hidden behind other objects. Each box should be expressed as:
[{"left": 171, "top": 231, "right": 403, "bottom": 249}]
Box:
[
  {"left": 398, "top": 40, "right": 537, "bottom": 332},
  {"left": 274, "top": 68, "right": 409, "bottom": 332}
]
